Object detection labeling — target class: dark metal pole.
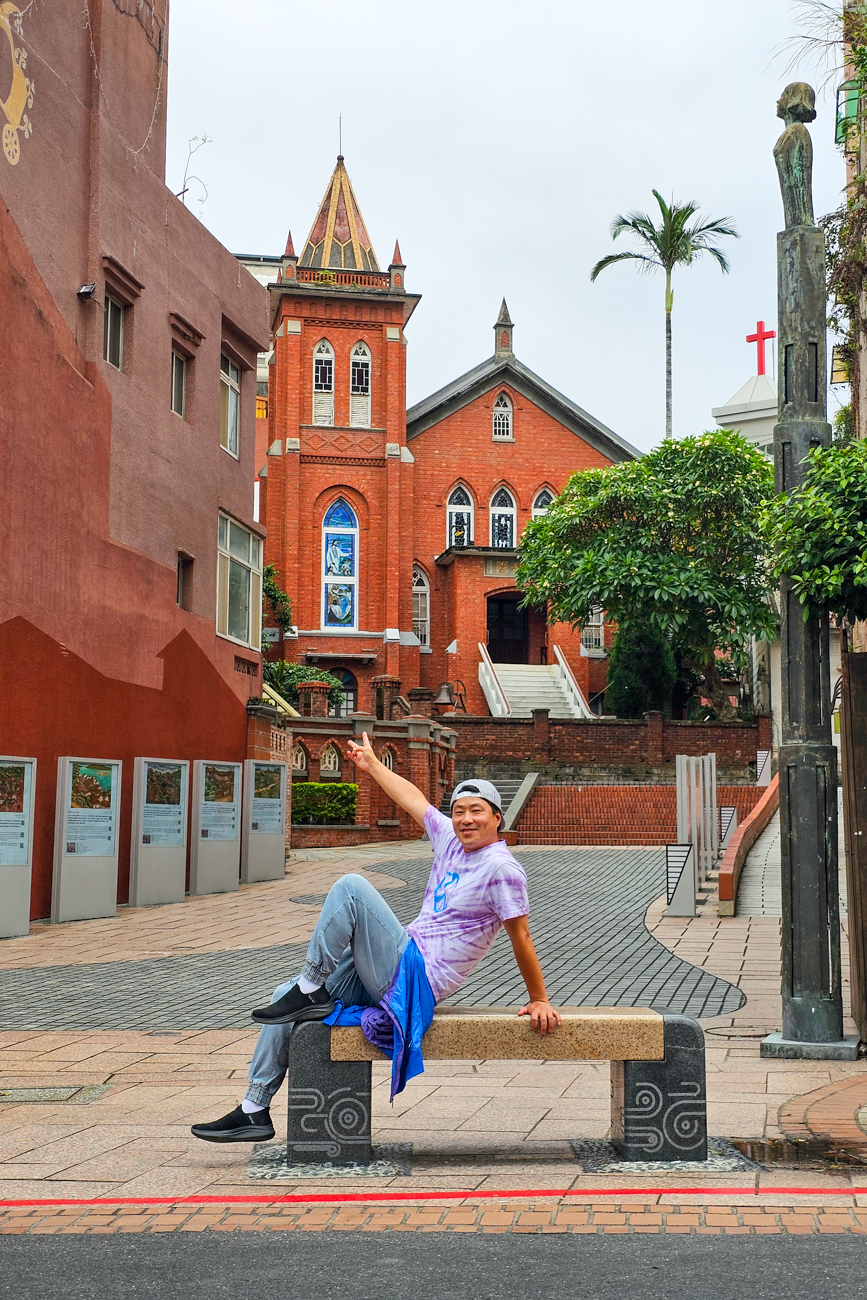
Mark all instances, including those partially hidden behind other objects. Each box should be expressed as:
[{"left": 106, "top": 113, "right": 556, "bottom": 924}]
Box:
[{"left": 763, "top": 82, "right": 856, "bottom": 1059}]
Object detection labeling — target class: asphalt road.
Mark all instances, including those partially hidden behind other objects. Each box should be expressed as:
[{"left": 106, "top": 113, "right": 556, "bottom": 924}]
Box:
[{"left": 2, "top": 1233, "right": 863, "bottom": 1300}]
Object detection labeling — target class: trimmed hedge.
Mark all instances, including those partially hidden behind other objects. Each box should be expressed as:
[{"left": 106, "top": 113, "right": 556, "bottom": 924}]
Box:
[{"left": 291, "top": 782, "right": 358, "bottom": 826}]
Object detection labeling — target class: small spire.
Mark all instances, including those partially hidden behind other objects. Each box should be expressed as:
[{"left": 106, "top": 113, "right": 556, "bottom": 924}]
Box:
[
  {"left": 283, "top": 230, "right": 296, "bottom": 258},
  {"left": 494, "top": 299, "right": 514, "bottom": 358},
  {"left": 299, "top": 156, "right": 380, "bottom": 272},
  {"left": 391, "top": 239, "right": 403, "bottom": 266}
]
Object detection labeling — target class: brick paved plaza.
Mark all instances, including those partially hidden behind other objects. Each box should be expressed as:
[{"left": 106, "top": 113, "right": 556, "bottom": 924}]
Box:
[{"left": 0, "top": 840, "right": 866, "bottom": 1236}]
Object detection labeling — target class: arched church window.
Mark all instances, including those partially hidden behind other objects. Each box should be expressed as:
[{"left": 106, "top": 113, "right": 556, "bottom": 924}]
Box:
[
  {"left": 490, "top": 487, "right": 516, "bottom": 549},
  {"left": 349, "top": 342, "right": 371, "bottom": 428},
  {"left": 379, "top": 748, "right": 395, "bottom": 771},
  {"left": 313, "top": 340, "right": 334, "bottom": 425},
  {"left": 319, "top": 743, "right": 342, "bottom": 776},
  {"left": 291, "top": 743, "right": 309, "bottom": 776},
  {"left": 328, "top": 668, "right": 358, "bottom": 718},
  {"left": 492, "top": 392, "right": 513, "bottom": 440},
  {"left": 447, "top": 486, "right": 474, "bottom": 550},
  {"left": 322, "top": 498, "right": 358, "bottom": 630},
  {"left": 412, "top": 565, "right": 430, "bottom": 646},
  {"left": 532, "top": 488, "right": 554, "bottom": 519}
]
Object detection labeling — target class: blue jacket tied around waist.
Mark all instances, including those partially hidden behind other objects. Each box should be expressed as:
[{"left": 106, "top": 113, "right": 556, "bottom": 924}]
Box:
[{"left": 323, "top": 939, "right": 435, "bottom": 1101}]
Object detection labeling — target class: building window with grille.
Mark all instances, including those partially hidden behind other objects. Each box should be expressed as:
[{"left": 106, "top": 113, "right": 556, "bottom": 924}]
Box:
[
  {"left": 322, "top": 498, "right": 358, "bottom": 630},
  {"left": 171, "top": 351, "right": 187, "bottom": 417},
  {"left": 490, "top": 487, "right": 516, "bottom": 548},
  {"left": 217, "top": 513, "right": 262, "bottom": 649},
  {"left": 313, "top": 340, "right": 334, "bottom": 425},
  {"left": 349, "top": 342, "right": 371, "bottom": 428},
  {"left": 412, "top": 565, "right": 430, "bottom": 646},
  {"left": 328, "top": 669, "right": 358, "bottom": 718},
  {"left": 492, "top": 392, "right": 513, "bottom": 440},
  {"left": 220, "top": 355, "right": 240, "bottom": 456},
  {"left": 447, "top": 486, "right": 473, "bottom": 549},
  {"left": 532, "top": 488, "right": 554, "bottom": 519},
  {"left": 103, "top": 295, "right": 125, "bottom": 370},
  {"left": 580, "top": 605, "right": 605, "bottom": 652}
]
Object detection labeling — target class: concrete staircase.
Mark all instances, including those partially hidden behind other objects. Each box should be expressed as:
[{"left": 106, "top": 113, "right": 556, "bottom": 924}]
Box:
[
  {"left": 493, "top": 664, "right": 579, "bottom": 719},
  {"left": 440, "top": 776, "right": 525, "bottom": 817}
]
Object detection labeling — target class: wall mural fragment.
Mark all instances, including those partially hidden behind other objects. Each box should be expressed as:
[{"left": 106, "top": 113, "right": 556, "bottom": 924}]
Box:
[{"left": 1, "top": 4, "right": 33, "bottom": 166}]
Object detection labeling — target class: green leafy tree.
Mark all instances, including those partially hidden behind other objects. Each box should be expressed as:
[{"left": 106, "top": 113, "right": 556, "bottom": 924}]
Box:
[
  {"left": 604, "top": 623, "right": 678, "bottom": 718},
  {"left": 590, "top": 192, "right": 738, "bottom": 439},
  {"left": 262, "top": 564, "right": 293, "bottom": 636},
  {"left": 263, "top": 660, "right": 346, "bottom": 711},
  {"left": 767, "top": 438, "right": 867, "bottom": 623},
  {"left": 516, "top": 430, "right": 776, "bottom": 721}
]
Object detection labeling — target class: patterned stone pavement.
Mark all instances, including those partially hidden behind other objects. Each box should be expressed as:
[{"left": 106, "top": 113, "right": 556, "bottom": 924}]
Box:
[{"left": 0, "top": 848, "right": 742, "bottom": 1031}]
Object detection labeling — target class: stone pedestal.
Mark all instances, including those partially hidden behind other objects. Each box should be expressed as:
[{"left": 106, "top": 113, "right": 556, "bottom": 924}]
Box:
[
  {"left": 610, "top": 1016, "right": 708, "bottom": 1161},
  {"left": 286, "top": 1022, "right": 372, "bottom": 1165}
]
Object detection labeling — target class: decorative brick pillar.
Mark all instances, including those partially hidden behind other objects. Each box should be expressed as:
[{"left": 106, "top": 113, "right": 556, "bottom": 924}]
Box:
[
  {"left": 407, "top": 719, "right": 433, "bottom": 805},
  {"left": 352, "top": 714, "right": 376, "bottom": 828},
  {"left": 297, "top": 681, "right": 330, "bottom": 718},
  {"left": 532, "top": 708, "right": 550, "bottom": 763},
  {"left": 407, "top": 687, "right": 436, "bottom": 718},
  {"left": 371, "top": 675, "right": 402, "bottom": 721},
  {"left": 757, "top": 713, "right": 773, "bottom": 751},
  {"left": 645, "top": 711, "right": 664, "bottom": 767},
  {"left": 246, "top": 701, "right": 280, "bottom": 759}
]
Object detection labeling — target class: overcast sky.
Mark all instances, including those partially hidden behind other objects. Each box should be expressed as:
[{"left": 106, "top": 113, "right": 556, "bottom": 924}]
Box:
[{"left": 165, "top": 0, "right": 847, "bottom": 454}]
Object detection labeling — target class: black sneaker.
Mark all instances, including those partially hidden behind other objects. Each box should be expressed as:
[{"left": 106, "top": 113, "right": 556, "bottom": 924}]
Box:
[
  {"left": 191, "top": 1104, "right": 275, "bottom": 1144},
  {"left": 251, "top": 982, "right": 335, "bottom": 1026}
]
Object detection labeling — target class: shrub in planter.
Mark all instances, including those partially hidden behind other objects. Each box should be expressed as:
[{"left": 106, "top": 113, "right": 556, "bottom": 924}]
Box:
[{"left": 291, "top": 782, "right": 358, "bottom": 825}]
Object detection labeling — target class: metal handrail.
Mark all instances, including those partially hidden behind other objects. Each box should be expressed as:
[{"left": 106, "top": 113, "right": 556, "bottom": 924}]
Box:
[
  {"left": 477, "top": 642, "right": 511, "bottom": 717},
  {"left": 552, "top": 645, "right": 594, "bottom": 719}
]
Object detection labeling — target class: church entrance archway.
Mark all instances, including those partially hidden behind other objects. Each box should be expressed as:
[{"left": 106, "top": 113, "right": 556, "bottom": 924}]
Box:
[{"left": 487, "top": 596, "right": 528, "bottom": 664}]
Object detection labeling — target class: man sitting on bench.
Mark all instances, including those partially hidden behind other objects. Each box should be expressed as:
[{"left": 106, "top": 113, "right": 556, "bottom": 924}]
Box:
[{"left": 192, "top": 734, "right": 561, "bottom": 1143}]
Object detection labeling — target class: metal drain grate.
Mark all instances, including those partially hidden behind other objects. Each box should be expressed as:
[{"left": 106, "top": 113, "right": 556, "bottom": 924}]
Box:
[{"left": 0, "top": 1085, "right": 109, "bottom": 1104}]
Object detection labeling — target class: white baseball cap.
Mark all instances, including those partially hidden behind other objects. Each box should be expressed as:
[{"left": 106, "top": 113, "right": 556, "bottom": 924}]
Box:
[{"left": 450, "top": 779, "right": 503, "bottom": 814}]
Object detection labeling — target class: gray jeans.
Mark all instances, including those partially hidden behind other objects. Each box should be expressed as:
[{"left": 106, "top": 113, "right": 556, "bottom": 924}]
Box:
[{"left": 245, "top": 873, "right": 408, "bottom": 1109}]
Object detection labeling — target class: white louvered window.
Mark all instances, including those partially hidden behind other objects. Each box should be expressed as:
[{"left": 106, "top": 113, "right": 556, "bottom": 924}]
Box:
[
  {"left": 492, "top": 392, "right": 513, "bottom": 440},
  {"left": 313, "top": 340, "right": 334, "bottom": 425},
  {"left": 490, "top": 487, "right": 516, "bottom": 549},
  {"left": 412, "top": 565, "right": 430, "bottom": 646},
  {"left": 349, "top": 342, "right": 371, "bottom": 428}
]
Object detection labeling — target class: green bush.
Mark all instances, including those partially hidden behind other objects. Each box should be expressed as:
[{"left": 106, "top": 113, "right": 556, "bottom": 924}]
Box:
[
  {"left": 604, "top": 623, "right": 677, "bottom": 718},
  {"left": 264, "top": 660, "right": 345, "bottom": 711},
  {"left": 291, "top": 782, "right": 358, "bottom": 826}
]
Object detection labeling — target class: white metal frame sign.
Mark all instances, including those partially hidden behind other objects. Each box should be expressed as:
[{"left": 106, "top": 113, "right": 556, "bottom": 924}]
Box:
[
  {"left": 241, "top": 760, "right": 287, "bottom": 884},
  {"left": 130, "top": 758, "right": 190, "bottom": 908},
  {"left": 52, "top": 757, "right": 122, "bottom": 923},
  {"left": 0, "top": 756, "right": 37, "bottom": 938},
  {"left": 189, "top": 761, "right": 242, "bottom": 896}
]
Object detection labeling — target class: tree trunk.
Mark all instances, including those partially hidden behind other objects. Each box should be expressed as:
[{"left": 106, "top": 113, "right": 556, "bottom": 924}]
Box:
[
  {"left": 665, "top": 272, "right": 673, "bottom": 440},
  {"left": 683, "top": 655, "right": 737, "bottom": 721}
]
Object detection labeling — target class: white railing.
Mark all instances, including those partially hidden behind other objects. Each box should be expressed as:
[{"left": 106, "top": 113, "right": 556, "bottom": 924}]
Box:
[
  {"left": 552, "top": 645, "right": 595, "bottom": 719},
  {"left": 478, "top": 642, "right": 511, "bottom": 717}
]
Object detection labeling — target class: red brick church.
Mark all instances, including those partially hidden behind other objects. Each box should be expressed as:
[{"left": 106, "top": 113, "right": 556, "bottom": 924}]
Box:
[{"left": 251, "top": 157, "right": 640, "bottom": 719}]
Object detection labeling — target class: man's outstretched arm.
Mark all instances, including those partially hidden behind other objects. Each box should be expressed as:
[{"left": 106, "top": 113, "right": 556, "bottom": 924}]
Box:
[
  {"left": 346, "top": 731, "right": 431, "bottom": 829},
  {"left": 503, "top": 915, "right": 562, "bottom": 1034}
]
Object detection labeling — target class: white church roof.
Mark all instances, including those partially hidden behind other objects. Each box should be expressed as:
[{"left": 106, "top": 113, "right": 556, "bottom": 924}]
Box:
[{"left": 711, "top": 373, "right": 777, "bottom": 422}]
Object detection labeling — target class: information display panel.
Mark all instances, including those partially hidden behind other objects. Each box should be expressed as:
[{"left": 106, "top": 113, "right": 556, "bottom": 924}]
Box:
[
  {"left": 52, "top": 757, "right": 121, "bottom": 923},
  {"left": 189, "top": 761, "right": 242, "bottom": 896},
  {"left": 130, "top": 759, "right": 190, "bottom": 908},
  {"left": 0, "top": 756, "right": 37, "bottom": 938},
  {"left": 241, "top": 760, "right": 287, "bottom": 884}
]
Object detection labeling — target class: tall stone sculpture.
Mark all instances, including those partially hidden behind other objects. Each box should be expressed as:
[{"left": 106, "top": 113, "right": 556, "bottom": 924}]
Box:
[{"left": 763, "top": 83, "right": 858, "bottom": 1058}]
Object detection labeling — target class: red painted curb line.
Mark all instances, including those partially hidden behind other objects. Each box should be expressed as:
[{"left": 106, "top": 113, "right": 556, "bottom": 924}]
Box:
[{"left": 0, "top": 1187, "right": 860, "bottom": 1209}]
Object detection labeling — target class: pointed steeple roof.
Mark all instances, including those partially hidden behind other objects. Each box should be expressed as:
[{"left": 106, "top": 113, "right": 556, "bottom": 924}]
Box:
[
  {"left": 299, "top": 156, "right": 380, "bottom": 272},
  {"left": 496, "top": 298, "right": 513, "bottom": 326},
  {"left": 283, "top": 230, "right": 296, "bottom": 258},
  {"left": 391, "top": 239, "right": 403, "bottom": 266}
]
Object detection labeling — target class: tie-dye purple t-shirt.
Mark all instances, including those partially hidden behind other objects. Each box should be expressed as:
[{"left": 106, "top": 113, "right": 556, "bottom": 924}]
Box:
[{"left": 405, "top": 807, "right": 529, "bottom": 1003}]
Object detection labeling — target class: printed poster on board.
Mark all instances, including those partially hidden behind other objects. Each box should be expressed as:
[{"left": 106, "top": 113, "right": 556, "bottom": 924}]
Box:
[
  {"left": 142, "top": 762, "right": 187, "bottom": 848},
  {"left": 250, "top": 764, "right": 285, "bottom": 835},
  {"left": 200, "top": 765, "right": 239, "bottom": 841},
  {"left": 65, "top": 762, "right": 118, "bottom": 857},
  {"left": 0, "top": 761, "right": 33, "bottom": 867}
]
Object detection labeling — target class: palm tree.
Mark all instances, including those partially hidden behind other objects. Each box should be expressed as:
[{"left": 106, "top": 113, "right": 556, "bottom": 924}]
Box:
[{"left": 590, "top": 191, "right": 738, "bottom": 439}]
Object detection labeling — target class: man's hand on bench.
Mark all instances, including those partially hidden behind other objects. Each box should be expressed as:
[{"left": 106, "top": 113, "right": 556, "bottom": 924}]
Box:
[{"left": 518, "top": 1001, "right": 562, "bottom": 1035}]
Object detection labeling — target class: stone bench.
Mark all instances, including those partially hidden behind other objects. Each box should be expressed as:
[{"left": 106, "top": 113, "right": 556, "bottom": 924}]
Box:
[{"left": 285, "top": 1007, "right": 707, "bottom": 1165}]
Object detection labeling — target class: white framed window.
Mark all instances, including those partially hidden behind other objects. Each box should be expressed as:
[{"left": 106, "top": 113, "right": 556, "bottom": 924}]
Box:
[
  {"left": 492, "top": 392, "right": 513, "bottom": 440},
  {"left": 171, "top": 351, "right": 187, "bottom": 417},
  {"left": 412, "top": 565, "right": 430, "bottom": 646},
  {"left": 103, "top": 294, "right": 124, "bottom": 370},
  {"left": 532, "top": 488, "right": 554, "bottom": 519},
  {"left": 291, "top": 743, "right": 309, "bottom": 774},
  {"left": 216, "top": 513, "right": 262, "bottom": 649},
  {"left": 322, "top": 498, "right": 359, "bottom": 630},
  {"left": 580, "top": 605, "right": 605, "bottom": 652},
  {"left": 447, "top": 486, "right": 474, "bottom": 549},
  {"left": 379, "top": 748, "right": 395, "bottom": 771},
  {"left": 320, "top": 743, "right": 342, "bottom": 775},
  {"left": 220, "top": 354, "right": 240, "bottom": 456},
  {"left": 349, "top": 341, "right": 371, "bottom": 428},
  {"left": 490, "top": 487, "right": 516, "bottom": 548},
  {"left": 313, "top": 340, "right": 334, "bottom": 425},
  {"left": 328, "top": 668, "right": 358, "bottom": 718}
]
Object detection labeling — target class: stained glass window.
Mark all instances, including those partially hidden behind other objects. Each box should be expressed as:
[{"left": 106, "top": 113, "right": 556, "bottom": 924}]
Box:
[
  {"left": 490, "top": 487, "right": 516, "bottom": 548},
  {"left": 447, "top": 486, "right": 473, "bottom": 549},
  {"left": 323, "top": 498, "right": 358, "bottom": 629},
  {"left": 532, "top": 488, "right": 554, "bottom": 519}
]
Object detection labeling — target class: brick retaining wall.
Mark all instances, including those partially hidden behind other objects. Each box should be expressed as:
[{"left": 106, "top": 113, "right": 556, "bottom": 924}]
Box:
[{"left": 516, "top": 785, "right": 765, "bottom": 846}]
